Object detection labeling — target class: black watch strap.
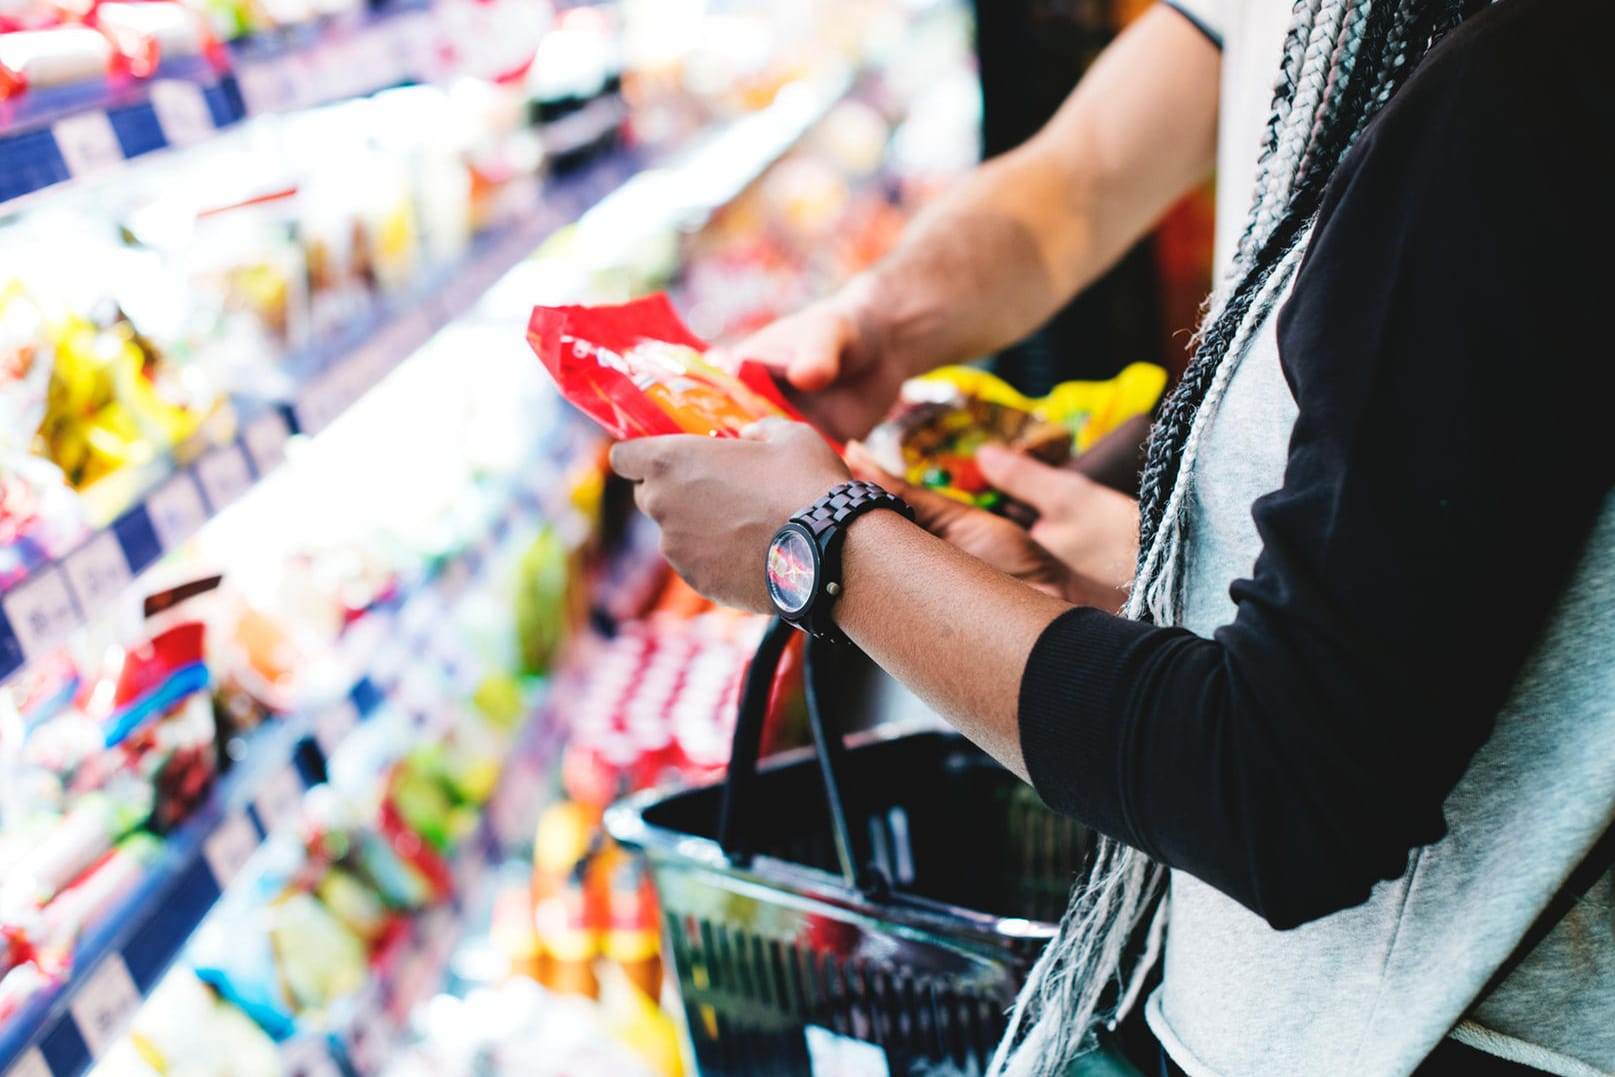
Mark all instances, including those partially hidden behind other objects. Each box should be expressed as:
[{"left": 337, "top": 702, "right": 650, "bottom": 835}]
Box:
[
  {"left": 789, "top": 481, "right": 913, "bottom": 642},
  {"left": 794, "top": 480, "right": 915, "bottom": 538}
]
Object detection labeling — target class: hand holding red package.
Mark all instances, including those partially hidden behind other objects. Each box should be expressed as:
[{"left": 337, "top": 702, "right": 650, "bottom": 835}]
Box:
[{"left": 528, "top": 294, "right": 810, "bottom": 439}]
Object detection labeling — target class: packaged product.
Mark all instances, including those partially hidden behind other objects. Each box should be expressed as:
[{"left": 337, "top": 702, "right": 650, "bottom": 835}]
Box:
[
  {"left": 112, "top": 970, "right": 284, "bottom": 1077},
  {"left": 191, "top": 834, "right": 371, "bottom": 1039},
  {"left": 34, "top": 301, "right": 219, "bottom": 490},
  {"left": 0, "top": 279, "right": 87, "bottom": 581},
  {"left": 0, "top": 26, "right": 113, "bottom": 96},
  {"left": 864, "top": 363, "right": 1167, "bottom": 515},
  {"left": 527, "top": 293, "right": 804, "bottom": 439},
  {"left": 26, "top": 834, "right": 161, "bottom": 969}
]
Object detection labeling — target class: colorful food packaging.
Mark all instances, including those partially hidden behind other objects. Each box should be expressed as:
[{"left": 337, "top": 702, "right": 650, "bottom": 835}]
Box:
[
  {"left": 527, "top": 293, "right": 804, "bottom": 439},
  {"left": 865, "top": 363, "right": 1167, "bottom": 514}
]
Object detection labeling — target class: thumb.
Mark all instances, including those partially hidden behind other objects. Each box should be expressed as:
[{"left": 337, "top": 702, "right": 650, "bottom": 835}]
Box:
[
  {"left": 976, "top": 445, "right": 1069, "bottom": 512},
  {"left": 738, "top": 416, "right": 795, "bottom": 442},
  {"left": 781, "top": 311, "right": 851, "bottom": 392}
]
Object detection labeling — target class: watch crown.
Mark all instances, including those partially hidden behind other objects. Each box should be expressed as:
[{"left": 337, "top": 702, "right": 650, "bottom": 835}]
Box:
[{"left": 826, "top": 582, "right": 842, "bottom": 596}]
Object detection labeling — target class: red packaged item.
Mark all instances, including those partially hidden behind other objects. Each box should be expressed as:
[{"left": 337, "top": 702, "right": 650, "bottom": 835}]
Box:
[{"left": 527, "top": 293, "right": 807, "bottom": 439}]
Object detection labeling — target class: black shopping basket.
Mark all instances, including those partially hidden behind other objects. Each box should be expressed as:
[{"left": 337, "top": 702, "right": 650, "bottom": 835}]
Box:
[{"left": 606, "top": 619, "right": 1091, "bottom": 1076}]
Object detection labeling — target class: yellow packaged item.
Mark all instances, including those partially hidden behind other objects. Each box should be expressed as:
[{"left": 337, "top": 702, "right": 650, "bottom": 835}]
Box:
[{"left": 866, "top": 363, "right": 1166, "bottom": 513}]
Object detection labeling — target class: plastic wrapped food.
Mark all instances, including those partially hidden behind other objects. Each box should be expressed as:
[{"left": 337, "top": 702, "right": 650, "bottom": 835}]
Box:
[
  {"left": 865, "top": 363, "right": 1167, "bottom": 514},
  {"left": 1, "top": 279, "right": 86, "bottom": 582},
  {"left": 527, "top": 293, "right": 802, "bottom": 439}
]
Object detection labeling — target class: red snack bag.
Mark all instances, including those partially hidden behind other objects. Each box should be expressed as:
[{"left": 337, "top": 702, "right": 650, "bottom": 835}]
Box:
[{"left": 528, "top": 293, "right": 807, "bottom": 439}]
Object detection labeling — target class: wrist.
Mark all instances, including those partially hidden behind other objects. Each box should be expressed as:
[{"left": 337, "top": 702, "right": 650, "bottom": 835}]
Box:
[
  {"left": 838, "top": 270, "right": 939, "bottom": 382},
  {"left": 765, "top": 480, "right": 914, "bottom": 642}
]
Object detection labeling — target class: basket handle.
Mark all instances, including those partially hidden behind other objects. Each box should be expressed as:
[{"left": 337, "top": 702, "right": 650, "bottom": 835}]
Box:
[
  {"left": 717, "top": 620, "right": 889, "bottom": 899},
  {"left": 716, "top": 617, "right": 795, "bottom": 865}
]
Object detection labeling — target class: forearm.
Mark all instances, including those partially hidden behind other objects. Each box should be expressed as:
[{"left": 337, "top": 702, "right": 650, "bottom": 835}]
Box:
[
  {"left": 833, "top": 510, "right": 1070, "bottom": 781},
  {"left": 849, "top": 5, "right": 1220, "bottom": 376}
]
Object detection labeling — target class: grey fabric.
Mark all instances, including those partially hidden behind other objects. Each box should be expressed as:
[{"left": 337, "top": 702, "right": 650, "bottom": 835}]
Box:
[{"left": 1140, "top": 298, "right": 1615, "bottom": 1076}]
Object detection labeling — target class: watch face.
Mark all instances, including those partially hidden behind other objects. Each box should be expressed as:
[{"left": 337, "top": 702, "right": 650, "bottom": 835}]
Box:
[{"left": 766, "top": 526, "right": 817, "bottom": 615}]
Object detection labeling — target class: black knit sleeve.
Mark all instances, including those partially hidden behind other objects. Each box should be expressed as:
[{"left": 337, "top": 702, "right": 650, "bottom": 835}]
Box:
[{"left": 1016, "top": 0, "right": 1615, "bottom": 930}]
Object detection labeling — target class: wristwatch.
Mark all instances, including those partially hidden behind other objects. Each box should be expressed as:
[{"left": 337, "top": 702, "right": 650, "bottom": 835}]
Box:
[{"left": 765, "top": 480, "right": 914, "bottom": 642}]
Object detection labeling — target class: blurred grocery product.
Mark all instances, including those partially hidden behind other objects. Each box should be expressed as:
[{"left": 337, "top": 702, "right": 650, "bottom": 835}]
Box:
[{"left": 1, "top": 4, "right": 981, "bottom": 1075}]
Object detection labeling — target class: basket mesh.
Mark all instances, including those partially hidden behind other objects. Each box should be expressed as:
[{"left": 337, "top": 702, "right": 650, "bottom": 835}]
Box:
[{"left": 622, "top": 732, "right": 1090, "bottom": 1075}]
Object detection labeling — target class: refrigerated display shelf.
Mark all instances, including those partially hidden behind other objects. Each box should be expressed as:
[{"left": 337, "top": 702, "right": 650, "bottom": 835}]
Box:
[
  {"left": 0, "top": 65, "right": 853, "bottom": 688},
  {"left": 319, "top": 703, "right": 551, "bottom": 1076},
  {"left": 0, "top": 0, "right": 450, "bottom": 210},
  {"left": 0, "top": 453, "right": 554, "bottom": 1077},
  {"left": 0, "top": 63, "right": 860, "bottom": 1076},
  {"left": 0, "top": 146, "right": 631, "bottom": 685}
]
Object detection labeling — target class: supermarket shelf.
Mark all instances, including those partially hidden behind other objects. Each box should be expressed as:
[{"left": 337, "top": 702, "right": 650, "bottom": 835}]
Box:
[
  {"left": 225, "top": 0, "right": 437, "bottom": 119},
  {"left": 0, "top": 66, "right": 854, "bottom": 689},
  {"left": 0, "top": 458, "right": 553, "bottom": 1077},
  {"left": 0, "top": 147, "right": 639, "bottom": 687},
  {"left": 0, "top": 0, "right": 441, "bottom": 211},
  {"left": 0, "top": 72, "right": 859, "bottom": 1070},
  {"left": 324, "top": 697, "right": 553, "bottom": 1075}
]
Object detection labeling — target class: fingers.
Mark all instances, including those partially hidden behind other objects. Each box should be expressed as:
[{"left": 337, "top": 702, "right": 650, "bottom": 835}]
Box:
[
  {"left": 738, "top": 416, "right": 795, "bottom": 442},
  {"left": 608, "top": 437, "right": 655, "bottom": 481},
  {"left": 846, "top": 443, "right": 963, "bottom": 534},
  {"left": 730, "top": 306, "right": 849, "bottom": 393},
  {"left": 782, "top": 310, "right": 850, "bottom": 392},
  {"left": 976, "top": 444, "right": 1078, "bottom": 512},
  {"left": 609, "top": 434, "right": 705, "bottom": 481}
]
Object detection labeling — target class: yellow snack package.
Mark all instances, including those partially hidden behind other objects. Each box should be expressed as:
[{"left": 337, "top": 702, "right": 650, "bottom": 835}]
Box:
[{"left": 866, "top": 362, "right": 1166, "bottom": 513}]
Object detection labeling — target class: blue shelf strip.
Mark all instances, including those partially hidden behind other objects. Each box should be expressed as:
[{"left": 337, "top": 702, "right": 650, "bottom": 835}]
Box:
[
  {"left": 0, "top": 62, "right": 851, "bottom": 683},
  {"left": 0, "top": 141, "right": 639, "bottom": 687},
  {"left": 0, "top": 464, "right": 547, "bottom": 1077},
  {"left": 0, "top": 69, "right": 855, "bottom": 1074},
  {"left": 0, "top": 0, "right": 441, "bottom": 211}
]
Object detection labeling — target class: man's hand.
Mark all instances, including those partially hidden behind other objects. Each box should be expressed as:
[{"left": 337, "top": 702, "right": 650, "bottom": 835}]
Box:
[
  {"left": 609, "top": 419, "right": 851, "bottom": 613},
  {"left": 719, "top": 280, "right": 911, "bottom": 442},
  {"left": 977, "top": 445, "right": 1140, "bottom": 592}
]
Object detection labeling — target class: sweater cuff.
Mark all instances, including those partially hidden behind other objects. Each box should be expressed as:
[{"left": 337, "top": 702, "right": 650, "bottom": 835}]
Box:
[{"left": 1017, "top": 606, "right": 1157, "bottom": 845}]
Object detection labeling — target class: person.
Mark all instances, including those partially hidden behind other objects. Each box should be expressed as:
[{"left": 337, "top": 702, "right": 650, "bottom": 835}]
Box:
[
  {"left": 970, "top": 0, "right": 1165, "bottom": 393},
  {"left": 612, "top": 0, "right": 1615, "bottom": 1075}
]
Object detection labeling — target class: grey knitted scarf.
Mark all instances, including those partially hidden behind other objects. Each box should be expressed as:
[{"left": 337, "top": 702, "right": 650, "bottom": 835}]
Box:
[{"left": 988, "top": 1, "right": 1474, "bottom": 1072}]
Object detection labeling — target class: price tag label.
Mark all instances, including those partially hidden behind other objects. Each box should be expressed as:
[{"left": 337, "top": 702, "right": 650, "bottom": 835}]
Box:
[
  {"left": 345, "top": 1004, "right": 393, "bottom": 1075},
  {"left": 204, "top": 813, "right": 260, "bottom": 890},
  {"left": 5, "top": 1048, "right": 51, "bottom": 1077},
  {"left": 346, "top": 337, "right": 389, "bottom": 395},
  {"left": 2, "top": 566, "right": 80, "bottom": 664},
  {"left": 151, "top": 80, "right": 215, "bottom": 146},
  {"left": 392, "top": 939, "right": 435, "bottom": 1012},
  {"left": 315, "top": 700, "right": 360, "bottom": 759},
  {"left": 236, "top": 61, "right": 288, "bottom": 114},
  {"left": 147, "top": 474, "right": 208, "bottom": 552},
  {"left": 195, "top": 445, "right": 254, "bottom": 513},
  {"left": 804, "top": 1024, "right": 891, "bottom": 1077},
  {"left": 62, "top": 531, "right": 132, "bottom": 622},
  {"left": 255, "top": 766, "right": 304, "bottom": 834},
  {"left": 454, "top": 840, "right": 489, "bottom": 902},
  {"left": 53, "top": 112, "right": 122, "bottom": 178},
  {"left": 490, "top": 779, "right": 532, "bottom": 850},
  {"left": 242, "top": 412, "right": 290, "bottom": 475},
  {"left": 419, "top": 907, "right": 457, "bottom": 981},
  {"left": 299, "top": 47, "right": 340, "bottom": 106},
  {"left": 437, "top": 558, "right": 471, "bottom": 604},
  {"left": 397, "top": 12, "right": 439, "bottom": 75},
  {"left": 280, "top": 1037, "right": 342, "bottom": 1077},
  {"left": 70, "top": 955, "right": 141, "bottom": 1058},
  {"left": 294, "top": 372, "right": 342, "bottom": 437}
]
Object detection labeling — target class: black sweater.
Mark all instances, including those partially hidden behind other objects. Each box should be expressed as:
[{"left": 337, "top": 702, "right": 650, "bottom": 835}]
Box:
[{"left": 1017, "top": 0, "right": 1615, "bottom": 931}]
